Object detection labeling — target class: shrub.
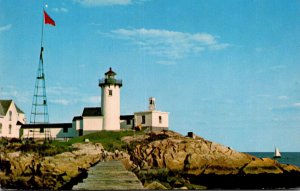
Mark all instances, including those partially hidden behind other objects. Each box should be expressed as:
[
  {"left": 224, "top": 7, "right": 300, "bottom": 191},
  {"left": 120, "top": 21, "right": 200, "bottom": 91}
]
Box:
[{"left": 0, "top": 138, "right": 8, "bottom": 146}]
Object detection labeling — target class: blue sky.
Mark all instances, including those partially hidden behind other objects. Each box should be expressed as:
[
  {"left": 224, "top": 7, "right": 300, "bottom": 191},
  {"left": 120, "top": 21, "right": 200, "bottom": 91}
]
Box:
[{"left": 1, "top": 0, "right": 300, "bottom": 151}]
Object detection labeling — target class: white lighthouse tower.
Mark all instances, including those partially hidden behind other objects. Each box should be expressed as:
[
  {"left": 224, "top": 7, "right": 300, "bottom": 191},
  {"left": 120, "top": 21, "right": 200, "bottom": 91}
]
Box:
[{"left": 99, "top": 67, "right": 122, "bottom": 130}]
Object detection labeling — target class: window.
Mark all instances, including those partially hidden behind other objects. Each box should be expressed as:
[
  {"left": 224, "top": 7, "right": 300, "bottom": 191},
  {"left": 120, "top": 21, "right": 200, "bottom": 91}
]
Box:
[
  {"left": 142, "top": 115, "right": 146, "bottom": 124},
  {"left": 63, "top": 127, "right": 68, "bottom": 133},
  {"left": 109, "top": 90, "right": 113, "bottom": 96},
  {"left": 159, "top": 116, "right": 162, "bottom": 124},
  {"left": 9, "top": 125, "right": 12, "bottom": 134},
  {"left": 9, "top": 111, "right": 12, "bottom": 121},
  {"left": 126, "top": 119, "right": 131, "bottom": 125},
  {"left": 40, "top": 128, "right": 44, "bottom": 133},
  {"left": 0, "top": 123, "right": 2, "bottom": 134}
]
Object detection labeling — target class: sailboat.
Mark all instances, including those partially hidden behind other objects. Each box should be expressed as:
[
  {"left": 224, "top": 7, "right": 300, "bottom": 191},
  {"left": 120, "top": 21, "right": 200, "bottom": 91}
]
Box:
[{"left": 273, "top": 147, "right": 281, "bottom": 158}]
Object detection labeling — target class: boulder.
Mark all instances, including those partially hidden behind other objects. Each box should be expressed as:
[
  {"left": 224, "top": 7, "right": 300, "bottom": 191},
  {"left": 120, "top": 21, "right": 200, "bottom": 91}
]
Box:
[{"left": 145, "top": 181, "right": 168, "bottom": 190}]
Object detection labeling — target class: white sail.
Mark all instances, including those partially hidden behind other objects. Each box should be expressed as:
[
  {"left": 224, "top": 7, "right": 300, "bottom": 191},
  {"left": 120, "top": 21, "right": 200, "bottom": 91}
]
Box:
[{"left": 274, "top": 147, "right": 281, "bottom": 158}]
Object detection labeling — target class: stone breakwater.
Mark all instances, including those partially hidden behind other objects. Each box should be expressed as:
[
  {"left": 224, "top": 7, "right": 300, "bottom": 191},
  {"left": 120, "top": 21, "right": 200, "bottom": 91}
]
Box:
[
  {"left": 121, "top": 130, "right": 300, "bottom": 189},
  {"left": 0, "top": 143, "right": 104, "bottom": 190}
]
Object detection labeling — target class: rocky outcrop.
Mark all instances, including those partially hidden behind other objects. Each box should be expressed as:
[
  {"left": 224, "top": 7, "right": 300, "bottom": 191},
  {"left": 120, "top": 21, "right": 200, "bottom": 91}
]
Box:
[
  {"left": 124, "top": 131, "right": 300, "bottom": 175},
  {"left": 0, "top": 143, "right": 103, "bottom": 190},
  {"left": 123, "top": 130, "right": 300, "bottom": 189}
]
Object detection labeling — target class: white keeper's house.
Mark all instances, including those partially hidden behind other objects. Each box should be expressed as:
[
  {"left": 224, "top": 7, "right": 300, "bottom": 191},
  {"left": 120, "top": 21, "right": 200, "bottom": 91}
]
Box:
[
  {"left": 18, "top": 67, "right": 169, "bottom": 139},
  {"left": 0, "top": 100, "right": 26, "bottom": 138}
]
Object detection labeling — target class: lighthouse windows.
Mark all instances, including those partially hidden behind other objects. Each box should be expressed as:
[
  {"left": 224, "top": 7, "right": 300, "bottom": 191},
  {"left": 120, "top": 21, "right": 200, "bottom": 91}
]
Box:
[{"left": 108, "top": 89, "right": 113, "bottom": 96}]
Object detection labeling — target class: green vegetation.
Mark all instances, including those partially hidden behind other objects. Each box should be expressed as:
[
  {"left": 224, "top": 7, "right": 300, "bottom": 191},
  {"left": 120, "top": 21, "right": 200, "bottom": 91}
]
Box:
[
  {"left": 20, "top": 141, "right": 73, "bottom": 156},
  {"left": 1, "top": 130, "right": 144, "bottom": 156},
  {"left": 0, "top": 138, "right": 73, "bottom": 156},
  {"left": 52, "top": 130, "right": 144, "bottom": 152}
]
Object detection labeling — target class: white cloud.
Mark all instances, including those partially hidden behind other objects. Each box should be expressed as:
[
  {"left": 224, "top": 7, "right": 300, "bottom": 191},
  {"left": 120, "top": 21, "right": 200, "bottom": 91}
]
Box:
[
  {"left": 209, "top": 43, "right": 231, "bottom": 50},
  {"left": 47, "top": 85, "right": 100, "bottom": 105},
  {"left": 73, "top": 0, "right": 134, "bottom": 6},
  {"left": 0, "top": 24, "right": 12, "bottom": 32},
  {"left": 89, "top": 22, "right": 102, "bottom": 26},
  {"left": 110, "top": 28, "right": 229, "bottom": 59},
  {"left": 156, "top": 60, "right": 176, "bottom": 65},
  {"left": 0, "top": 85, "right": 31, "bottom": 103},
  {"left": 52, "top": 7, "right": 69, "bottom": 13},
  {"left": 272, "top": 102, "right": 300, "bottom": 113},
  {"left": 278, "top": 96, "right": 288, "bottom": 100},
  {"left": 255, "top": 47, "right": 264, "bottom": 52},
  {"left": 82, "top": 96, "right": 100, "bottom": 104},
  {"left": 270, "top": 65, "right": 287, "bottom": 71},
  {"left": 47, "top": 85, "right": 78, "bottom": 96},
  {"left": 256, "top": 64, "right": 288, "bottom": 74},
  {"left": 293, "top": 103, "right": 300, "bottom": 107},
  {"left": 50, "top": 99, "right": 71, "bottom": 106},
  {"left": 78, "top": 64, "right": 86, "bottom": 68}
]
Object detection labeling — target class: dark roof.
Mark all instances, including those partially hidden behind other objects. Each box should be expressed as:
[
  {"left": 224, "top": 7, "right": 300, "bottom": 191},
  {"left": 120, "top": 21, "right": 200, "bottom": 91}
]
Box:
[
  {"left": 0, "top": 100, "right": 12, "bottom": 115},
  {"left": 16, "top": 105, "right": 24, "bottom": 114},
  {"left": 72, "top": 116, "right": 83, "bottom": 121},
  {"left": 82, "top": 107, "right": 102, "bottom": 117},
  {"left": 21, "top": 123, "right": 72, "bottom": 129},
  {"left": 120, "top": 115, "right": 134, "bottom": 120},
  {"left": 105, "top": 67, "right": 116, "bottom": 76},
  {"left": 0, "top": 100, "right": 24, "bottom": 115}
]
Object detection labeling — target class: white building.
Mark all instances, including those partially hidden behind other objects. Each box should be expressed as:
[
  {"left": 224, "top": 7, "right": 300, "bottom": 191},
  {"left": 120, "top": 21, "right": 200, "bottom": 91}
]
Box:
[
  {"left": 134, "top": 97, "right": 169, "bottom": 131},
  {"left": 0, "top": 100, "right": 26, "bottom": 138},
  {"left": 21, "top": 123, "right": 74, "bottom": 140},
  {"left": 73, "top": 107, "right": 103, "bottom": 136},
  {"left": 99, "top": 67, "right": 122, "bottom": 130}
]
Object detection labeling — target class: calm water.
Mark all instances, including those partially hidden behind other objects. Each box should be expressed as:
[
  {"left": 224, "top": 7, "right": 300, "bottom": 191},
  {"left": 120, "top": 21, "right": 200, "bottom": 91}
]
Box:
[{"left": 245, "top": 152, "right": 300, "bottom": 167}]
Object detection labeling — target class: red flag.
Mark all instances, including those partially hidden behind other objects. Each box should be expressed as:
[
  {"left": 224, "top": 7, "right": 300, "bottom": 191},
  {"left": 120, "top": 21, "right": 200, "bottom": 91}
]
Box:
[{"left": 44, "top": 11, "right": 55, "bottom": 26}]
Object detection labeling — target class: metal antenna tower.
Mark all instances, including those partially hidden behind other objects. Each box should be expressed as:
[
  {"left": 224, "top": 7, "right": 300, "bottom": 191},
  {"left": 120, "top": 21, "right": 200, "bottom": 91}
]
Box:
[{"left": 30, "top": 46, "right": 49, "bottom": 124}]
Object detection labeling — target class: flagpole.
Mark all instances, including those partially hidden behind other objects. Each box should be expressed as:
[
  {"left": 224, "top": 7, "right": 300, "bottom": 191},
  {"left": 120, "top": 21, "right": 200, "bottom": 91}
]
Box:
[{"left": 40, "top": 5, "right": 46, "bottom": 49}]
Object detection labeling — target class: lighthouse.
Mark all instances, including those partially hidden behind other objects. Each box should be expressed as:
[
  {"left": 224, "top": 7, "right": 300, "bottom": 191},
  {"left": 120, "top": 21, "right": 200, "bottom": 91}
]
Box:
[{"left": 99, "top": 68, "right": 122, "bottom": 130}]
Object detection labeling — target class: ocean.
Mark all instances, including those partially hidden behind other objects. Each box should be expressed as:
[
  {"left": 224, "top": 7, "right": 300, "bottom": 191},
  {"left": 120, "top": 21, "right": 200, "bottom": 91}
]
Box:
[{"left": 245, "top": 152, "right": 300, "bottom": 167}]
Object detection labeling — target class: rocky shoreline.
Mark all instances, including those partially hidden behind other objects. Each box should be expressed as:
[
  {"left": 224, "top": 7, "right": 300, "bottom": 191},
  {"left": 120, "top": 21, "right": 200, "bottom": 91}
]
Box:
[
  {"left": 0, "top": 143, "right": 104, "bottom": 189},
  {"left": 0, "top": 130, "right": 300, "bottom": 189}
]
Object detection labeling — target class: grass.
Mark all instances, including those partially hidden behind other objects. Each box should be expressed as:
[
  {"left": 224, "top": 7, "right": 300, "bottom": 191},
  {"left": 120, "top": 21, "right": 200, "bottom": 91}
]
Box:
[
  {"left": 19, "top": 141, "right": 73, "bottom": 156},
  {"left": 52, "top": 130, "right": 144, "bottom": 152}
]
